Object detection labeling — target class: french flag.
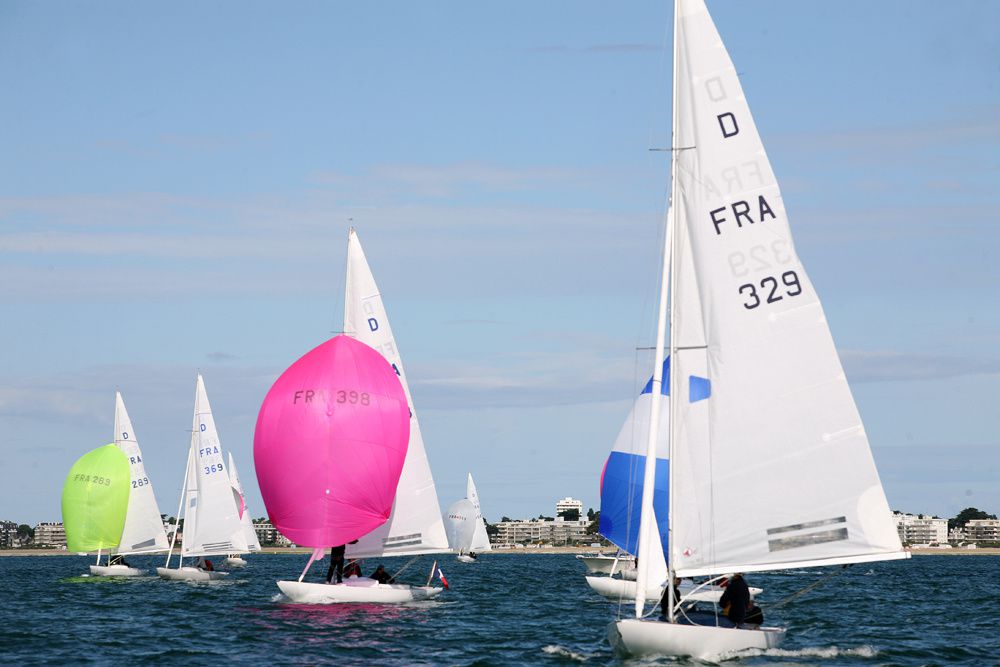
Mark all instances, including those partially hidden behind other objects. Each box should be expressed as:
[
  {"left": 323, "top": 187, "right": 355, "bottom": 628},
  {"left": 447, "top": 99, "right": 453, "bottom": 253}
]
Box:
[{"left": 437, "top": 567, "right": 449, "bottom": 590}]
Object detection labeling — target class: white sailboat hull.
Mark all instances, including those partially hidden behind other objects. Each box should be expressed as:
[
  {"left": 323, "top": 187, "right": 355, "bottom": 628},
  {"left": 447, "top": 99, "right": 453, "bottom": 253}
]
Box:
[
  {"left": 609, "top": 618, "right": 784, "bottom": 660},
  {"left": 156, "top": 566, "right": 230, "bottom": 581},
  {"left": 457, "top": 554, "right": 477, "bottom": 563},
  {"left": 89, "top": 565, "right": 145, "bottom": 577},
  {"left": 576, "top": 554, "right": 636, "bottom": 576},
  {"left": 278, "top": 579, "right": 444, "bottom": 604},
  {"left": 585, "top": 576, "right": 759, "bottom": 603},
  {"left": 224, "top": 557, "right": 247, "bottom": 567}
]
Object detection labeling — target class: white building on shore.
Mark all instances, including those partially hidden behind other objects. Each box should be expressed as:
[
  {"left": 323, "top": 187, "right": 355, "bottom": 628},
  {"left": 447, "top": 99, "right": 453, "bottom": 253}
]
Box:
[
  {"left": 556, "top": 497, "right": 584, "bottom": 518},
  {"left": 964, "top": 519, "right": 1000, "bottom": 543},
  {"left": 33, "top": 522, "right": 66, "bottom": 548},
  {"left": 494, "top": 516, "right": 589, "bottom": 547},
  {"left": 893, "top": 512, "right": 948, "bottom": 545}
]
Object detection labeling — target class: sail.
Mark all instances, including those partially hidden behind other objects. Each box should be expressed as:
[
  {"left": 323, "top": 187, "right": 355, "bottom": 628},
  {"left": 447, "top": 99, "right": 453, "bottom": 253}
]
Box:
[
  {"left": 599, "top": 359, "right": 672, "bottom": 557},
  {"left": 228, "top": 452, "right": 262, "bottom": 552},
  {"left": 181, "top": 375, "right": 249, "bottom": 557},
  {"left": 113, "top": 393, "right": 169, "bottom": 555},
  {"left": 62, "top": 444, "right": 131, "bottom": 553},
  {"left": 667, "top": 0, "right": 906, "bottom": 577},
  {"left": 344, "top": 229, "right": 450, "bottom": 559},
  {"left": 466, "top": 474, "right": 492, "bottom": 552},
  {"left": 443, "top": 498, "right": 478, "bottom": 554},
  {"left": 254, "top": 335, "right": 411, "bottom": 548}
]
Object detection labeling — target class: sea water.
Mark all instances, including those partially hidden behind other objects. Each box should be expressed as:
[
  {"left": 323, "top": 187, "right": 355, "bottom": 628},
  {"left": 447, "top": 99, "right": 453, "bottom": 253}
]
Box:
[{"left": 0, "top": 553, "right": 995, "bottom": 665}]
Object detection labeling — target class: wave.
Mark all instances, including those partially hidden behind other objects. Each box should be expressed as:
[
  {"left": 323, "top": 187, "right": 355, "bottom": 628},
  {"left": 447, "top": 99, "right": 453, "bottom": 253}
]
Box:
[{"left": 541, "top": 645, "right": 591, "bottom": 662}]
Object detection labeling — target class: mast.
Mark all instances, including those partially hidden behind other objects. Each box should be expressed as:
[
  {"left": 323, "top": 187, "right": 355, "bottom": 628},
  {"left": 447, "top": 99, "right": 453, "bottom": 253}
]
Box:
[
  {"left": 632, "top": 0, "right": 680, "bottom": 620},
  {"left": 164, "top": 445, "right": 193, "bottom": 569},
  {"left": 665, "top": 0, "right": 681, "bottom": 623}
]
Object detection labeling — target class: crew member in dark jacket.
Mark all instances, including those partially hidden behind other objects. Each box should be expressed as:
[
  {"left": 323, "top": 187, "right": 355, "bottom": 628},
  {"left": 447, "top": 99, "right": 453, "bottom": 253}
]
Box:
[
  {"left": 718, "top": 573, "right": 750, "bottom": 626},
  {"left": 326, "top": 545, "right": 346, "bottom": 583},
  {"left": 659, "top": 577, "right": 683, "bottom": 619},
  {"left": 370, "top": 565, "right": 394, "bottom": 584}
]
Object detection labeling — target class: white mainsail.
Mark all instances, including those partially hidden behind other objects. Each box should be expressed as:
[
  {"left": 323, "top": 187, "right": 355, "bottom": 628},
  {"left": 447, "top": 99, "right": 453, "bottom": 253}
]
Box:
[
  {"left": 344, "top": 229, "right": 450, "bottom": 559},
  {"left": 663, "top": 0, "right": 906, "bottom": 578},
  {"left": 227, "top": 452, "right": 262, "bottom": 553},
  {"left": 466, "top": 474, "right": 492, "bottom": 552},
  {"left": 443, "top": 498, "right": 478, "bottom": 554},
  {"left": 113, "top": 392, "right": 169, "bottom": 555},
  {"left": 180, "top": 375, "right": 249, "bottom": 558}
]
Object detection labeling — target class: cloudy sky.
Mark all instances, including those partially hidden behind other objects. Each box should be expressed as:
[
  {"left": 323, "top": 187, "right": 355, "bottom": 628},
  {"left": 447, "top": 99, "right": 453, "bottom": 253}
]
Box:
[{"left": 2, "top": 1, "right": 998, "bottom": 526}]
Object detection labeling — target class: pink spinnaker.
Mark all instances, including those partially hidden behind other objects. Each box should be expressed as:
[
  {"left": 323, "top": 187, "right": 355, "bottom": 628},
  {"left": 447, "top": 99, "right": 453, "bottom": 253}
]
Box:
[{"left": 254, "top": 335, "right": 410, "bottom": 548}]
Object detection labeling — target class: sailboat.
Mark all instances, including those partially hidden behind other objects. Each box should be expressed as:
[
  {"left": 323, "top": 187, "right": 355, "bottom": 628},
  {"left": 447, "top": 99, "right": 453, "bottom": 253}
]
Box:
[
  {"left": 607, "top": 0, "right": 908, "bottom": 658},
  {"left": 223, "top": 452, "right": 262, "bottom": 567},
  {"left": 444, "top": 498, "right": 478, "bottom": 561},
  {"left": 587, "top": 365, "right": 754, "bottom": 603},
  {"left": 89, "top": 392, "right": 170, "bottom": 576},
  {"left": 464, "top": 473, "right": 492, "bottom": 560},
  {"left": 256, "top": 228, "right": 450, "bottom": 604},
  {"left": 63, "top": 444, "right": 131, "bottom": 570},
  {"left": 157, "top": 375, "right": 248, "bottom": 582}
]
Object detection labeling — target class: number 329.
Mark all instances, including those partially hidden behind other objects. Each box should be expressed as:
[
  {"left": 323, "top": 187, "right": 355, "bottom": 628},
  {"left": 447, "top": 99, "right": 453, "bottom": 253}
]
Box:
[{"left": 738, "top": 270, "right": 802, "bottom": 310}]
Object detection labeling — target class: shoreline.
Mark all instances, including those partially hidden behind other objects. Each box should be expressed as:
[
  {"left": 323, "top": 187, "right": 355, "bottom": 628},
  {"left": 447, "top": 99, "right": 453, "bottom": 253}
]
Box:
[{"left": 4, "top": 546, "right": 1000, "bottom": 557}]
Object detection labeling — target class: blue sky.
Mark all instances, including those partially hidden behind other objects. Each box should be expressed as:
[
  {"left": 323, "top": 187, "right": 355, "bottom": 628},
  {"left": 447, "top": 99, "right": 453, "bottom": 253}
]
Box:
[{"left": 2, "top": 1, "right": 998, "bottom": 526}]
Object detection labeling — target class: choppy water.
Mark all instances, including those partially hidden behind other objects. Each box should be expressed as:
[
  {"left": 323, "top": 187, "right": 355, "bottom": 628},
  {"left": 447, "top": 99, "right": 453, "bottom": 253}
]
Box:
[{"left": 0, "top": 553, "right": 995, "bottom": 665}]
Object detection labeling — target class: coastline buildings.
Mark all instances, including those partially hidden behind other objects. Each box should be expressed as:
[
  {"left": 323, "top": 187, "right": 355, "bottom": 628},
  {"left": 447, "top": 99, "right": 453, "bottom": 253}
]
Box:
[
  {"left": 893, "top": 512, "right": 948, "bottom": 545},
  {"left": 556, "top": 497, "right": 584, "bottom": 518},
  {"left": 253, "top": 519, "right": 292, "bottom": 547},
  {"left": 33, "top": 522, "right": 66, "bottom": 548},
  {"left": 964, "top": 519, "right": 1000, "bottom": 543},
  {"left": 0, "top": 520, "right": 19, "bottom": 549}
]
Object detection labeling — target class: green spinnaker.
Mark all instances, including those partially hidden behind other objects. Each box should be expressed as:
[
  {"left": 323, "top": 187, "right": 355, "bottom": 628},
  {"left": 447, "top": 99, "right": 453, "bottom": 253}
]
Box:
[{"left": 61, "top": 444, "right": 131, "bottom": 553}]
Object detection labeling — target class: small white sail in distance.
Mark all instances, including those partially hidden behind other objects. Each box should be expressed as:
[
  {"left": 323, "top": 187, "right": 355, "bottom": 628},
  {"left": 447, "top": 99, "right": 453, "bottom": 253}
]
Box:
[
  {"left": 344, "top": 229, "right": 450, "bottom": 559},
  {"left": 466, "top": 473, "right": 492, "bottom": 552},
  {"left": 180, "top": 375, "right": 249, "bottom": 558},
  {"left": 228, "top": 452, "right": 262, "bottom": 553},
  {"left": 113, "top": 392, "right": 169, "bottom": 555},
  {"left": 444, "top": 498, "right": 478, "bottom": 554}
]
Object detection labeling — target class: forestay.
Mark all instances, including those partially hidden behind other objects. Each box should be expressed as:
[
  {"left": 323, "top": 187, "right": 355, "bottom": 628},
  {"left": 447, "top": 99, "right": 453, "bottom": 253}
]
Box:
[
  {"left": 181, "top": 376, "right": 249, "bottom": 558},
  {"left": 344, "top": 229, "right": 450, "bottom": 559},
  {"left": 667, "top": 0, "right": 905, "bottom": 578},
  {"left": 113, "top": 393, "right": 169, "bottom": 555},
  {"left": 228, "top": 452, "right": 262, "bottom": 552},
  {"left": 466, "top": 474, "right": 492, "bottom": 552}
]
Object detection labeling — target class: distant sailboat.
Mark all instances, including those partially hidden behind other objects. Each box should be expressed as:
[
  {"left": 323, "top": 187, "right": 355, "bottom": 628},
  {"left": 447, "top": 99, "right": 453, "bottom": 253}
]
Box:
[
  {"left": 90, "top": 393, "right": 169, "bottom": 576},
  {"left": 466, "top": 474, "right": 492, "bottom": 556},
  {"left": 446, "top": 474, "right": 492, "bottom": 562},
  {"left": 157, "top": 375, "right": 248, "bottom": 582},
  {"left": 444, "top": 498, "right": 478, "bottom": 561},
  {"left": 256, "top": 229, "right": 450, "bottom": 604},
  {"left": 607, "top": 0, "right": 908, "bottom": 659},
  {"left": 62, "top": 444, "right": 131, "bottom": 571},
  {"left": 224, "top": 452, "right": 261, "bottom": 567}
]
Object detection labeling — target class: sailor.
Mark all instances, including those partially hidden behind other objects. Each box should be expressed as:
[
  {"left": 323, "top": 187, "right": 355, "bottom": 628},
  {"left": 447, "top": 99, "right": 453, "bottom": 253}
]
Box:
[
  {"left": 344, "top": 559, "right": 362, "bottom": 578},
  {"left": 196, "top": 556, "right": 214, "bottom": 572},
  {"left": 718, "top": 573, "right": 751, "bottom": 627},
  {"left": 370, "top": 565, "right": 394, "bottom": 584},
  {"left": 659, "top": 577, "right": 683, "bottom": 620},
  {"left": 326, "top": 545, "right": 346, "bottom": 583}
]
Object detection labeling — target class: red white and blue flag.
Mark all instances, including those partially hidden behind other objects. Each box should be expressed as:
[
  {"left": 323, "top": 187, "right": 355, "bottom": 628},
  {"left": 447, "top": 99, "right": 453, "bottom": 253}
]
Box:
[{"left": 437, "top": 567, "right": 449, "bottom": 590}]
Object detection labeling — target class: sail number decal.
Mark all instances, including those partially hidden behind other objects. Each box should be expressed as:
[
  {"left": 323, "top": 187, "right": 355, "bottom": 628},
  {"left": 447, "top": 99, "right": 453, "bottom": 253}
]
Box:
[
  {"left": 203, "top": 464, "right": 223, "bottom": 476},
  {"left": 739, "top": 271, "right": 802, "bottom": 310},
  {"left": 131, "top": 476, "right": 150, "bottom": 489},
  {"left": 336, "top": 390, "right": 370, "bottom": 405},
  {"left": 73, "top": 474, "right": 112, "bottom": 486},
  {"left": 293, "top": 389, "right": 371, "bottom": 406}
]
